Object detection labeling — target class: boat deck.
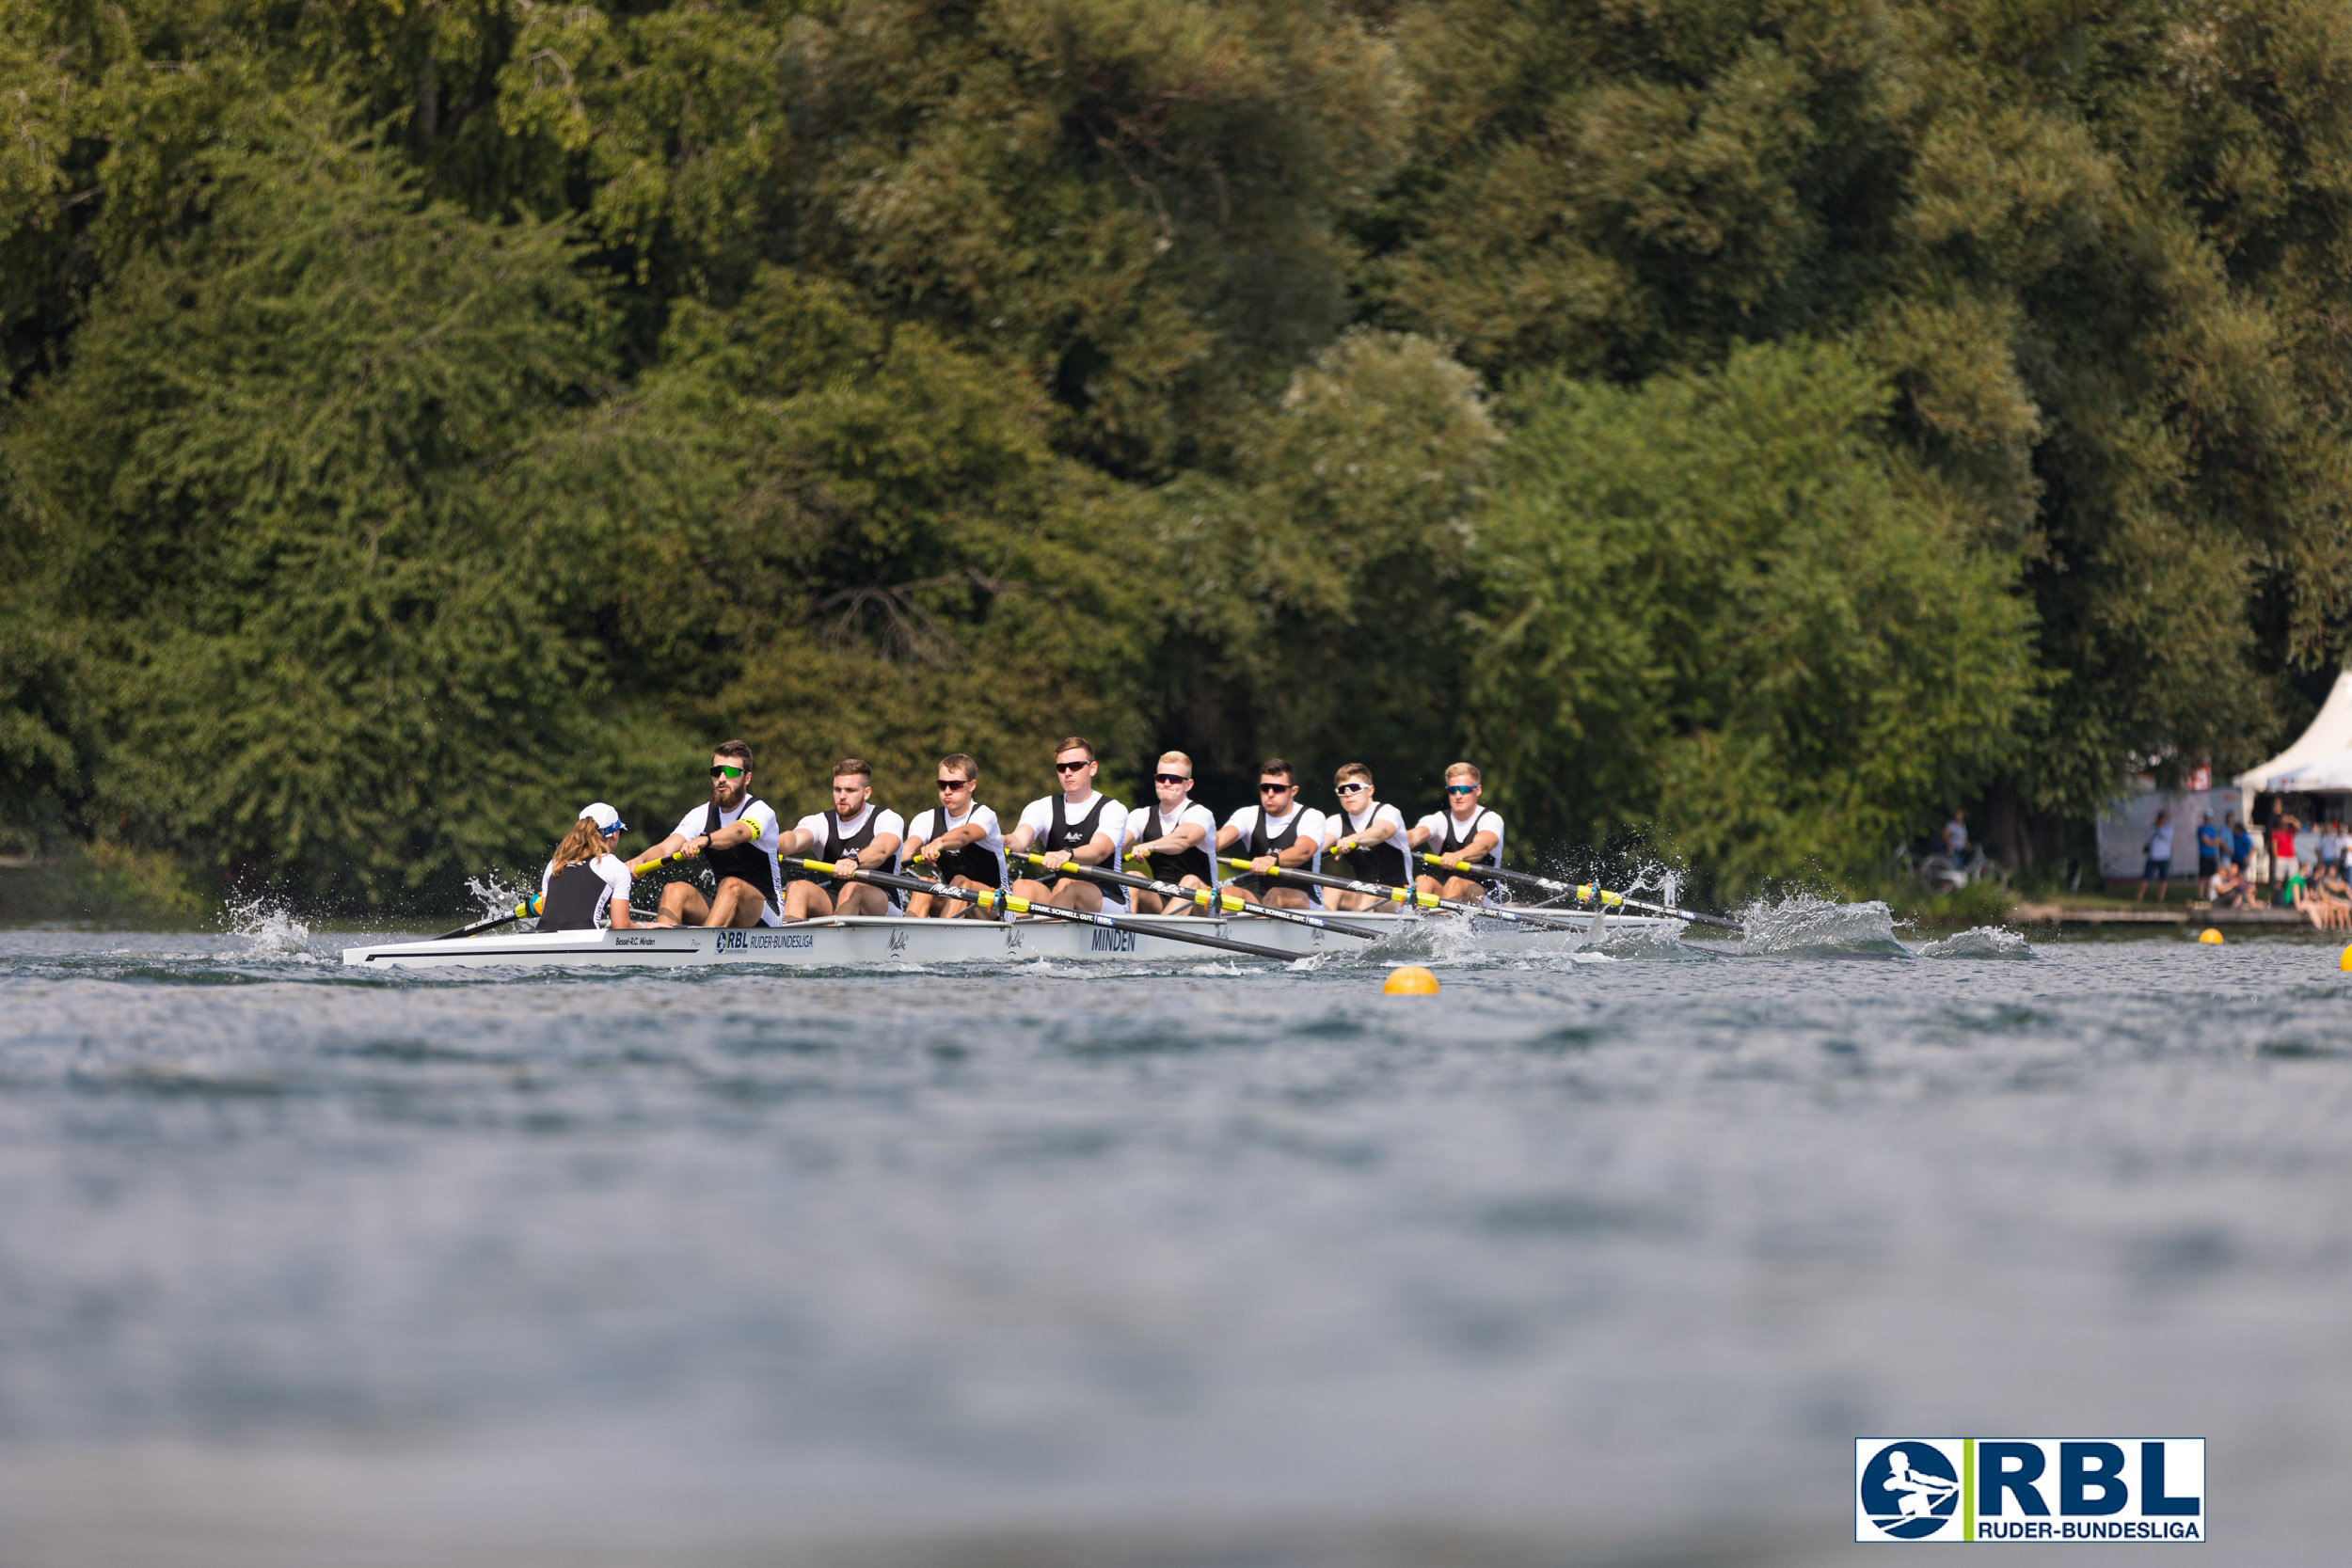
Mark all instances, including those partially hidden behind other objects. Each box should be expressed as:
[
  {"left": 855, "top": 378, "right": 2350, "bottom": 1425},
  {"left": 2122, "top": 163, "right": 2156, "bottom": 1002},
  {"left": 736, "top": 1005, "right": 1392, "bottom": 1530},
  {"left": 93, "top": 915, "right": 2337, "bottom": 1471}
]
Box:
[{"left": 342, "top": 910, "right": 1677, "bottom": 970}]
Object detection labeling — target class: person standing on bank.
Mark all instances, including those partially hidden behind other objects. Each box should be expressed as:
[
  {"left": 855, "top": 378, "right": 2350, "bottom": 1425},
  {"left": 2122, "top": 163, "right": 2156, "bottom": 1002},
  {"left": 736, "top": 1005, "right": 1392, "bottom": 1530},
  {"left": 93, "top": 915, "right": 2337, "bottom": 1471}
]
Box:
[
  {"left": 902, "top": 754, "right": 1009, "bottom": 919},
  {"left": 780, "top": 759, "right": 904, "bottom": 919},
  {"left": 1324, "top": 762, "right": 1412, "bottom": 911},
  {"left": 630, "top": 740, "right": 784, "bottom": 927},
  {"left": 2194, "top": 810, "right": 2226, "bottom": 900},
  {"left": 2137, "top": 810, "right": 2172, "bottom": 904},
  {"left": 1004, "top": 736, "right": 1129, "bottom": 913},
  {"left": 1122, "top": 752, "right": 1218, "bottom": 914},
  {"left": 1408, "top": 762, "right": 1506, "bottom": 903},
  {"left": 538, "top": 803, "right": 637, "bottom": 931},
  {"left": 1216, "top": 759, "right": 1326, "bottom": 911}
]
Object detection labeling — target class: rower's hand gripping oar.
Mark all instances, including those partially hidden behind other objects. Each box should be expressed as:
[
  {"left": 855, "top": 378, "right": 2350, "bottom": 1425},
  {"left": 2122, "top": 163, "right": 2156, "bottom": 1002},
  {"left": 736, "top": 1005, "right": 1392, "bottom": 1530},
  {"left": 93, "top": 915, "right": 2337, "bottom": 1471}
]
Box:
[
  {"left": 434, "top": 847, "right": 701, "bottom": 941},
  {"left": 1007, "top": 850, "right": 1388, "bottom": 941},
  {"left": 1414, "top": 852, "right": 1743, "bottom": 934},
  {"left": 787, "top": 859, "right": 1301, "bottom": 963},
  {"left": 1216, "top": 857, "right": 1595, "bottom": 935}
]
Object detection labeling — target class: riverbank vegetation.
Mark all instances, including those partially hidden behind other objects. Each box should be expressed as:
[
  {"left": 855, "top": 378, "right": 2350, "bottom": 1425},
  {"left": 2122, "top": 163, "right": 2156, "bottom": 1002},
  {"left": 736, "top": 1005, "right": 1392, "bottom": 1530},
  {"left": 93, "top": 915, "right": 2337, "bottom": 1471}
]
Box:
[{"left": 6, "top": 1, "right": 2352, "bottom": 910}]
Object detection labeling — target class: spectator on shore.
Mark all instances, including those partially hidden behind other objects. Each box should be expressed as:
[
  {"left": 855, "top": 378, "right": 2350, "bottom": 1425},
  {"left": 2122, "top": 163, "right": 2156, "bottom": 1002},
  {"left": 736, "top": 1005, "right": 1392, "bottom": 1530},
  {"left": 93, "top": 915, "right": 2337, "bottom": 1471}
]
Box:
[
  {"left": 1943, "top": 809, "right": 1968, "bottom": 859},
  {"left": 2210, "top": 861, "right": 2250, "bottom": 909},
  {"left": 2301, "top": 860, "right": 2352, "bottom": 930},
  {"left": 2138, "top": 811, "right": 2173, "bottom": 903},
  {"left": 2195, "top": 810, "right": 2225, "bottom": 898},
  {"left": 2314, "top": 819, "right": 2342, "bottom": 879},
  {"left": 2271, "top": 815, "right": 2301, "bottom": 905},
  {"left": 2230, "top": 814, "right": 2253, "bottom": 880}
]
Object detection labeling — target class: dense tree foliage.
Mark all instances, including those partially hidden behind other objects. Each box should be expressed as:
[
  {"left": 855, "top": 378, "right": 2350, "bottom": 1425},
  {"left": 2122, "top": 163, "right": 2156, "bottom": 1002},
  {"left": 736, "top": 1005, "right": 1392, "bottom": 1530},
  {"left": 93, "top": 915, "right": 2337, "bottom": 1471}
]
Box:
[{"left": 5, "top": 0, "right": 2351, "bottom": 903}]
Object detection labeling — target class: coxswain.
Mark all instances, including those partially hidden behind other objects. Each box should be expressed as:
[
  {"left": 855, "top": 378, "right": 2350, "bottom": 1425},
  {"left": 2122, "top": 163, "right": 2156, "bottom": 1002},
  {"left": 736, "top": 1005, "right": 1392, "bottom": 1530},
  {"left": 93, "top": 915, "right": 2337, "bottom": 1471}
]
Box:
[
  {"left": 1408, "top": 761, "right": 1506, "bottom": 903},
  {"left": 1004, "top": 736, "right": 1129, "bottom": 912},
  {"left": 779, "top": 758, "right": 905, "bottom": 918},
  {"left": 1323, "top": 762, "right": 1411, "bottom": 911},
  {"left": 629, "top": 740, "right": 784, "bottom": 927},
  {"left": 537, "top": 803, "right": 636, "bottom": 931},
  {"left": 1122, "top": 752, "right": 1217, "bottom": 914},
  {"left": 1214, "top": 758, "right": 1324, "bottom": 910},
  {"left": 901, "top": 753, "right": 1009, "bottom": 918}
]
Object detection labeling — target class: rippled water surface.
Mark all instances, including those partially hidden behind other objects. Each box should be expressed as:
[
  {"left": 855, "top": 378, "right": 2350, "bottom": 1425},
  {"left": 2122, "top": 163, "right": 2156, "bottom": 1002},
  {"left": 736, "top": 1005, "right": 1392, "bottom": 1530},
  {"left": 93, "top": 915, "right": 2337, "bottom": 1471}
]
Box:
[{"left": 2, "top": 912, "right": 2347, "bottom": 1566}]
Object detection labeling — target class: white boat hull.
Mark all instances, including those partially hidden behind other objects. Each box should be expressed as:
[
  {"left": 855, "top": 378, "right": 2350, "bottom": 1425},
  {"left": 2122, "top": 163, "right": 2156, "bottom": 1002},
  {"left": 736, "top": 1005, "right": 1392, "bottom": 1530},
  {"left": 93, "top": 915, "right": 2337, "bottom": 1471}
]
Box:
[{"left": 340, "top": 911, "right": 1677, "bottom": 970}]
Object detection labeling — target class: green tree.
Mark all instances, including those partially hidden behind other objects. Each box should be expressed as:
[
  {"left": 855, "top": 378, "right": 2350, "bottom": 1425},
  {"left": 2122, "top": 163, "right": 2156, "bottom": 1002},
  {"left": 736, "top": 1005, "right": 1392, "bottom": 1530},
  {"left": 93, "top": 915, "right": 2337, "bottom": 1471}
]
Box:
[{"left": 1470, "top": 341, "right": 2040, "bottom": 891}]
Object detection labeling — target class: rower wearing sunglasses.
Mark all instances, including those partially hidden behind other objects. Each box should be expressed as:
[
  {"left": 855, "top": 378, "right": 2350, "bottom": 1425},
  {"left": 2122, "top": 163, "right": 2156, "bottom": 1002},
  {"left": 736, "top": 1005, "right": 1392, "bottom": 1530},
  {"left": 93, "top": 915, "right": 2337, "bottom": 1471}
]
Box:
[
  {"left": 901, "top": 753, "right": 1009, "bottom": 918},
  {"left": 1004, "top": 736, "right": 1129, "bottom": 913},
  {"left": 629, "top": 739, "right": 785, "bottom": 927},
  {"left": 1121, "top": 752, "right": 1219, "bottom": 914},
  {"left": 1322, "top": 762, "right": 1411, "bottom": 911},
  {"left": 1214, "top": 758, "right": 1326, "bottom": 911},
  {"left": 1409, "top": 761, "right": 1507, "bottom": 903}
]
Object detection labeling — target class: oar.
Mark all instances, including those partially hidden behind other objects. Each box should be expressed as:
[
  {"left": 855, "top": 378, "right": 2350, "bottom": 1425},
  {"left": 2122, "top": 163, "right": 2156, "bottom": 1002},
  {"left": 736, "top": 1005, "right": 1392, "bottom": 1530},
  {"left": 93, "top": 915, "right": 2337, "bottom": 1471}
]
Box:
[
  {"left": 434, "top": 900, "right": 540, "bottom": 942},
  {"left": 434, "top": 847, "right": 699, "bottom": 941},
  {"left": 1415, "top": 853, "right": 1744, "bottom": 934},
  {"left": 1217, "top": 857, "right": 1596, "bottom": 935},
  {"left": 1005, "top": 850, "right": 1387, "bottom": 941},
  {"left": 787, "top": 859, "right": 1301, "bottom": 962}
]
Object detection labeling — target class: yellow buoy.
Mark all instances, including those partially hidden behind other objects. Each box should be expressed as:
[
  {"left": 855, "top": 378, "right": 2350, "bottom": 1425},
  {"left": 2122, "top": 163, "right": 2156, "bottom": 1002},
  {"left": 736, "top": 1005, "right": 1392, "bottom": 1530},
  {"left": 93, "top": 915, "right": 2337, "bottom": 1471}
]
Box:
[
  {"left": 2340, "top": 943, "right": 2352, "bottom": 972},
  {"left": 2199, "top": 927, "right": 2224, "bottom": 945},
  {"left": 1383, "top": 965, "right": 1440, "bottom": 995}
]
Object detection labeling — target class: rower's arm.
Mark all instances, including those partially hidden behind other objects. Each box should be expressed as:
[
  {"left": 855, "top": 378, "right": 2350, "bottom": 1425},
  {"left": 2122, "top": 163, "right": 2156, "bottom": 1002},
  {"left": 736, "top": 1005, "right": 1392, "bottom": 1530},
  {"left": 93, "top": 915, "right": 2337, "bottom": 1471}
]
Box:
[
  {"left": 629, "top": 833, "right": 687, "bottom": 872},
  {"left": 707, "top": 816, "right": 761, "bottom": 851},
  {"left": 777, "top": 826, "right": 816, "bottom": 857},
  {"left": 1275, "top": 836, "right": 1317, "bottom": 867},
  {"left": 1352, "top": 814, "right": 1400, "bottom": 846},
  {"left": 609, "top": 898, "right": 634, "bottom": 930},
  {"left": 911, "top": 821, "right": 987, "bottom": 860},
  {"left": 1073, "top": 832, "right": 1117, "bottom": 866},
  {"left": 1214, "top": 824, "right": 1241, "bottom": 852},
  {"left": 855, "top": 832, "right": 901, "bottom": 868},
  {"left": 1441, "top": 829, "right": 1499, "bottom": 865},
  {"left": 1406, "top": 822, "right": 1433, "bottom": 850},
  {"left": 1003, "top": 822, "right": 1038, "bottom": 854}
]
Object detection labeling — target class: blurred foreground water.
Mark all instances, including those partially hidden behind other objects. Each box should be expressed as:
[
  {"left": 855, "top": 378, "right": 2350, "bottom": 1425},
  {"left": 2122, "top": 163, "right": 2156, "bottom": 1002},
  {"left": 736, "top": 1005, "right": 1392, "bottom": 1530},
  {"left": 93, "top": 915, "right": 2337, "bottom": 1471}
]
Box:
[{"left": 0, "top": 907, "right": 2345, "bottom": 1566}]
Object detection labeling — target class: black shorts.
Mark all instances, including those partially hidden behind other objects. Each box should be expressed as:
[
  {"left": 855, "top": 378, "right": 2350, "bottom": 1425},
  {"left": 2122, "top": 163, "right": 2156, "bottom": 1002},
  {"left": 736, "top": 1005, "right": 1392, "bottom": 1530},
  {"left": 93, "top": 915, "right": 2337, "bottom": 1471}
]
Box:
[{"left": 2198, "top": 856, "right": 2218, "bottom": 877}]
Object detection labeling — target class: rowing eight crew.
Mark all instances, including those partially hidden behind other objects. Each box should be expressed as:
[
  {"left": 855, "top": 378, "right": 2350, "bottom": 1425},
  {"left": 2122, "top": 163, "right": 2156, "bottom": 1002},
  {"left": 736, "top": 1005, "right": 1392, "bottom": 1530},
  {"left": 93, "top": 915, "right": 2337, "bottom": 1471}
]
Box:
[{"left": 533, "top": 738, "right": 1506, "bottom": 932}]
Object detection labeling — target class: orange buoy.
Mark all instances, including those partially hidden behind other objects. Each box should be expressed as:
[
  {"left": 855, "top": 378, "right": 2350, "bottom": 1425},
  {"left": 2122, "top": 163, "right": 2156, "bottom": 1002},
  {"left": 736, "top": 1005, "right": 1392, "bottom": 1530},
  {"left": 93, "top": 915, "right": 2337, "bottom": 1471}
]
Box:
[
  {"left": 1383, "top": 965, "right": 1440, "bottom": 995},
  {"left": 2198, "top": 928, "right": 2223, "bottom": 944}
]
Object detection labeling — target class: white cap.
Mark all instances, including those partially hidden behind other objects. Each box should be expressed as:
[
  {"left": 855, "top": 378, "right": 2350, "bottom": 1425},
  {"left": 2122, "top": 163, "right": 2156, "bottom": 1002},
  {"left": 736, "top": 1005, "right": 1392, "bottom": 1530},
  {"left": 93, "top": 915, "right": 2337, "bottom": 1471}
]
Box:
[{"left": 579, "top": 801, "right": 624, "bottom": 834}]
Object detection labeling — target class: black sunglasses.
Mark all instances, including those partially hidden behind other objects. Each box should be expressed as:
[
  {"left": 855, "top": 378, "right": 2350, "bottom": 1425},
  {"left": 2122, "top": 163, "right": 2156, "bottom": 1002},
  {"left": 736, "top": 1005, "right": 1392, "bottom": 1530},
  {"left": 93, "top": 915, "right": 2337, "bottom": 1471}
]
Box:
[
  {"left": 1258, "top": 783, "right": 1294, "bottom": 794},
  {"left": 1054, "top": 760, "right": 1090, "bottom": 773},
  {"left": 1153, "top": 773, "right": 1191, "bottom": 785},
  {"left": 937, "top": 778, "right": 972, "bottom": 791}
]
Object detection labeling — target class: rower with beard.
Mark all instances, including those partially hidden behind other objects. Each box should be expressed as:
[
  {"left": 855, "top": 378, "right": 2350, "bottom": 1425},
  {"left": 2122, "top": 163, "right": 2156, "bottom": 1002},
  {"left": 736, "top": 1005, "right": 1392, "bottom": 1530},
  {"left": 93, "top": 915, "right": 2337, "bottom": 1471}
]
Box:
[
  {"left": 628, "top": 739, "right": 784, "bottom": 927},
  {"left": 1214, "top": 758, "right": 1326, "bottom": 911},
  {"left": 1323, "top": 762, "right": 1412, "bottom": 911},
  {"left": 1003, "top": 736, "right": 1129, "bottom": 913},
  {"left": 1408, "top": 761, "right": 1507, "bottom": 903},
  {"left": 537, "top": 803, "right": 637, "bottom": 931},
  {"left": 1120, "top": 752, "right": 1217, "bottom": 914},
  {"left": 901, "top": 754, "right": 1009, "bottom": 919},
  {"left": 779, "top": 758, "right": 905, "bottom": 919}
]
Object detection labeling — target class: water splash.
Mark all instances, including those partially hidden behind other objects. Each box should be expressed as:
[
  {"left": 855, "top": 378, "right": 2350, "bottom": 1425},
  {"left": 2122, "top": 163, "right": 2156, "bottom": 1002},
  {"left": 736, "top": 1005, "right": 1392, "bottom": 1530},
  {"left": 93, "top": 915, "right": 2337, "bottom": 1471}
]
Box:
[
  {"left": 221, "top": 894, "right": 314, "bottom": 958},
  {"left": 1917, "top": 926, "right": 2037, "bottom": 960},
  {"left": 465, "top": 870, "right": 537, "bottom": 922},
  {"left": 1735, "top": 895, "right": 1914, "bottom": 958}
]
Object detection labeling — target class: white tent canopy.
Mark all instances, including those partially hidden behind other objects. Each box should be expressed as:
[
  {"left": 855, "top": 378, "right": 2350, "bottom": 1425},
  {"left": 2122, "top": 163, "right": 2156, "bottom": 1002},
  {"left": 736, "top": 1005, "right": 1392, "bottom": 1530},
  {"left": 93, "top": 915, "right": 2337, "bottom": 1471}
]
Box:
[{"left": 2235, "top": 671, "right": 2352, "bottom": 798}]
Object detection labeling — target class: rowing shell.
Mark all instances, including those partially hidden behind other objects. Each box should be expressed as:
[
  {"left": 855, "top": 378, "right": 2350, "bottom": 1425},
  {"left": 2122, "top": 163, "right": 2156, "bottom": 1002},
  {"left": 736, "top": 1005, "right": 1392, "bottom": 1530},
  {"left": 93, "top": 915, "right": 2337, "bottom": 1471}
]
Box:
[{"left": 340, "top": 910, "right": 1680, "bottom": 970}]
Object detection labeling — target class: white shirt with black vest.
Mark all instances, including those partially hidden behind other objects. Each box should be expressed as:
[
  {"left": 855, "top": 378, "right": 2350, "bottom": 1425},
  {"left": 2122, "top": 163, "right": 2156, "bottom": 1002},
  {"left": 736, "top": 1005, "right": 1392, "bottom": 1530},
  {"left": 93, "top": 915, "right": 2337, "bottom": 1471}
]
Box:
[{"left": 1017, "top": 791, "right": 1131, "bottom": 910}]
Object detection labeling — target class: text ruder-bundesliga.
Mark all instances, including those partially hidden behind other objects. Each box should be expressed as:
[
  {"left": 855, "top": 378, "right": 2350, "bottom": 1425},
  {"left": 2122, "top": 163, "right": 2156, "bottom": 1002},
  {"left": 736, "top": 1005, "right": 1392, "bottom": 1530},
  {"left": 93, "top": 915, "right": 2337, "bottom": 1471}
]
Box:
[{"left": 1855, "top": 1437, "right": 2204, "bottom": 1544}]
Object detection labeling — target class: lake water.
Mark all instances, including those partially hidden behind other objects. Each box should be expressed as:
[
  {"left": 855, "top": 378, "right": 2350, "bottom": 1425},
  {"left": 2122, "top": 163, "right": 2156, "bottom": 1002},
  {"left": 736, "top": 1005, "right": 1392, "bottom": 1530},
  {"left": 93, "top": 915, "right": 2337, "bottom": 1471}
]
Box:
[{"left": 1, "top": 908, "right": 2345, "bottom": 1566}]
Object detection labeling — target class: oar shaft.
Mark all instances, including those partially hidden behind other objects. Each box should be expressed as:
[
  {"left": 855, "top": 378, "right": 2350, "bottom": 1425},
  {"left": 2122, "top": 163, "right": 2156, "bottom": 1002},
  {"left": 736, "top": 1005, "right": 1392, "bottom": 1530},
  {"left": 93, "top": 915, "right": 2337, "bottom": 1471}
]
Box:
[
  {"left": 787, "top": 859, "right": 1299, "bottom": 962},
  {"left": 1216, "top": 857, "right": 1593, "bottom": 934},
  {"left": 1414, "top": 853, "right": 1743, "bottom": 933},
  {"left": 1011, "top": 851, "right": 1386, "bottom": 940}
]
